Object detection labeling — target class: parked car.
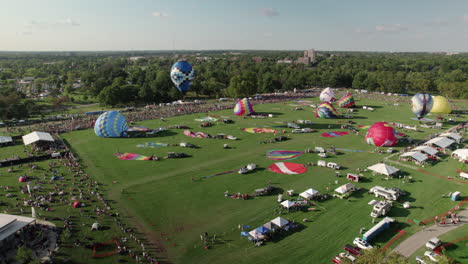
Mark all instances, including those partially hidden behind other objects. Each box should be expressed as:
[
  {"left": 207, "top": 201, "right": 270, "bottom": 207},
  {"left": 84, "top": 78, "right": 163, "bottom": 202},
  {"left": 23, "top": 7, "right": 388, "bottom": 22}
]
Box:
[
  {"left": 344, "top": 244, "right": 362, "bottom": 256},
  {"left": 425, "top": 237, "right": 441, "bottom": 250},
  {"left": 353, "top": 237, "right": 373, "bottom": 250},
  {"left": 332, "top": 255, "right": 342, "bottom": 264},
  {"left": 415, "top": 256, "right": 427, "bottom": 264},
  {"left": 339, "top": 252, "right": 356, "bottom": 262},
  {"left": 424, "top": 251, "right": 440, "bottom": 262}
]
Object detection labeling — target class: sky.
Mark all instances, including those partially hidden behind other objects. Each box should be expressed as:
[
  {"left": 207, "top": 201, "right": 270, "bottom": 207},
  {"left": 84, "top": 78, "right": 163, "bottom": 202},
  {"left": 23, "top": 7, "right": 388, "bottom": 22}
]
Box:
[{"left": 1, "top": 0, "right": 467, "bottom": 52}]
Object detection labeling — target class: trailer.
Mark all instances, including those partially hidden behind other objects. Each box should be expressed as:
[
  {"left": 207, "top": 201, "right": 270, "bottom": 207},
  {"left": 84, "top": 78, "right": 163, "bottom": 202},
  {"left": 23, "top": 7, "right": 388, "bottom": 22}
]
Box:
[
  {"left": 369, "top": 186, "right": 399, "bottom": 201},
  {"left": 370, "top": 201, "right": 392, "bottom": 218},
  {"left": 347, "top": 173, "right": 361, "bottom": 182},
  {"left": 362, "top": 217, "right": 395, "bottom": 242}
]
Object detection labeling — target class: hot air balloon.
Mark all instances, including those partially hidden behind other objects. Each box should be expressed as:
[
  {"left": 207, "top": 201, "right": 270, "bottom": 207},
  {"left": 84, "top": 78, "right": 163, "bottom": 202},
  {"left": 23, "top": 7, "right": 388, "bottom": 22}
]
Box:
[
  {"left": 94, "top": 111, "right": 129, "bottom": 138},
  {"left": 430, "top": 96, "right": 451, "bottom": 114},
  {"left": 365, "top": 122, "right": 398, "bottom": 147},
  {"left": 411, "top": 93, "right": 433, "bottom": 119},
  {"left": 234, "top": 98, "right": 254, "bottom": 116},
  {"left": 320, "top": 87, "right": 335, "bottom": 102},
  {"left": 170, "top": 60, "right": 195, "bottom": 95},
  {"left": 315, "top": 102, "right": 339, "bottom": 119},
  {"left": 337, "top": 92, "right": 355, "bottom": 108}
]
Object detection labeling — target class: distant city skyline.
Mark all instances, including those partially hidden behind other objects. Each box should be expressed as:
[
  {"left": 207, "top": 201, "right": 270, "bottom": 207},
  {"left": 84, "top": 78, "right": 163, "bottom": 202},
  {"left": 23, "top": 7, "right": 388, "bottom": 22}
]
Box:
[{"left": 1, "top": 0, "right": 467, "bottom": 52}]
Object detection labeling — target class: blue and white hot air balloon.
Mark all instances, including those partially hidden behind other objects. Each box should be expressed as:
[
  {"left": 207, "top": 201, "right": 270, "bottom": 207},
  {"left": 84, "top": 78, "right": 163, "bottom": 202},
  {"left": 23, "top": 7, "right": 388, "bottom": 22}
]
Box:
[
  {"left": 170, "top": 60, "right": 195, "bottom": 95},
  {"left": 94, "top": 111, "right": 129, "bottom": 138},
  {"left": 411, "top": 93, "right": 433, "bottom": 119}
]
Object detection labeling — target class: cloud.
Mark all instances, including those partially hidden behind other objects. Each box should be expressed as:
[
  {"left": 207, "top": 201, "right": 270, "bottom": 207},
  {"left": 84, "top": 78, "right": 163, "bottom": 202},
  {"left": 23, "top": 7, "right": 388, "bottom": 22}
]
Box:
[
  {"left": 58, "top": 18, "right": 80, "bottom": 26},
  {"left": 260, "top": 7, "right": 279, "bottom": 17},
  {"left": 354, "top": 28, "right": 372, "bottom": 34},
  {"left": 263, "top": 32, "right": 273, "bottom": 37},
  {"left": 375, "top": 24, "right": 407, "bottom": 33},
  {"left": 424, "top": 18, "right": 448, "bottom": 27},
  {"left": 152, "top": 11, "right": 169, "bottom": 17},
  {"left": 17, "top": 31, "right": 32, "bottom": 36},
  {"left": 463, "top": 15, "right": 468, "bottom": 23}
]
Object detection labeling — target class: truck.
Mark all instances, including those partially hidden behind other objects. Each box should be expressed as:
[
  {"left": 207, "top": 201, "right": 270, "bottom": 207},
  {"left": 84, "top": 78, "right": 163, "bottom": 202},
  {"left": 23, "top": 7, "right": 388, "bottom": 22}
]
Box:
[
  {"left": 369, "top": 186, "right": 399, "bottom": 201},
  {"left": 370, "top": 201, "right": 392, "bottom": 218}
]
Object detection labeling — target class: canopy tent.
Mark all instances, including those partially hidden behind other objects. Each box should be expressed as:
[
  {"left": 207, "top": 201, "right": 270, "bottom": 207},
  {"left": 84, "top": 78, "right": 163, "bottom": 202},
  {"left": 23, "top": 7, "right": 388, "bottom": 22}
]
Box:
[
  {"left": 299, "top": 188, "right": 320, "bottom": 199},
  {"left": 0, "top": 214, "right": 36, "bottom": 242},
  {"left": 255, "top": 226, "right": 270, "bottom": 234},
  {"left": 412, "top": 145, "right": 438, "bottom": 156},
  {"left": 271, "top": 217, "right": 289, "bottom": 228},
  {"left": 400, "top": 152, "right": 428, "bottom": 162},
  {"left": 0, "top": 136, "right": 13, "bottom": 144},
  {"left": 263, "top": 221, "right": 278, "bottom": 231},
  {"left": 280, "top": 200, "right": 296, "bottom": 209},
  {"left": 425, "top": 137, "right": 455, "bottom": 149},
  {"left": 334, "top": 183, "right": 356, "bottom": 195},
  {"left": 452, "top": 149, "right": 468, "bottom": 162},
  {"left": 439, "top": 132, "right": 462, "bottom": 143},
  {"left": 367, "top": 163, "right": 400, "bottom": 176},
  {"left": 22, "top": 131, "right": 54, "bottom": 145},
  {"left": 248, "top": 229, "right": 263, "bottom": 239}
]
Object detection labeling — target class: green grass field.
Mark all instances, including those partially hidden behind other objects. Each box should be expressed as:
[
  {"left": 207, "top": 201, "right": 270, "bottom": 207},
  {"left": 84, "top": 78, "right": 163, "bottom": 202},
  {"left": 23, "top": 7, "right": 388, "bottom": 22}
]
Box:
[{"left": 55, "top": 96, "right": 467, "bottom": 264}]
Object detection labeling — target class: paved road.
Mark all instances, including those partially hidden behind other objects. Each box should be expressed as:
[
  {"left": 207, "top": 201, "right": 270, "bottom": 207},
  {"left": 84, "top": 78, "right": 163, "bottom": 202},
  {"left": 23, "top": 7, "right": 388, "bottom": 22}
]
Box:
[{"left": 393, "top": 208, "right": 468, "bottom": 257}]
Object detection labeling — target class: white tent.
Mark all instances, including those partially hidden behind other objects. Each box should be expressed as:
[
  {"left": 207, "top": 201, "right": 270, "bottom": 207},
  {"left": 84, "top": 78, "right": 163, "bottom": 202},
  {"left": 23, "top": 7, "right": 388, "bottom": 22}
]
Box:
[
  {"left": 91, "top": 222, "right": 100, "bottom": 231},
  {"left": 299, "top": 188, "right": 320, "bottom": 199},
  {"left": 22, "top": 131, "right": 54, "bottom": 146},
  {"left": 452, "top": 149, "right": 468, "bottom": 162},
  {"left": 425, "top": 137, "right": 454, "bottom": 149},
  {"left": 412, "top": 145, "right": 438, "bottom": 156},
  {"left": 367, "top": 163, "right": 400, "bottom": 176},
  {"left": 0, "top": 136, "right": 12, "bottom": 144},
  {"left": 400, "top": 152, "right": 428, "bottom": 162},
  {"left": 334, "top": 183, "right": 356, "bottom": 195},
  {"left": 280, "top": 200, "right": 295, "bottom": 209},
  {"left": 440, "top": 132, "right": 462, "bottom": 143},
  {"left": 248, "top": 229, "right": 263, "bottom": 239},
  {"left": 271, "top": 217, "right": 289, "bottom": 228}
]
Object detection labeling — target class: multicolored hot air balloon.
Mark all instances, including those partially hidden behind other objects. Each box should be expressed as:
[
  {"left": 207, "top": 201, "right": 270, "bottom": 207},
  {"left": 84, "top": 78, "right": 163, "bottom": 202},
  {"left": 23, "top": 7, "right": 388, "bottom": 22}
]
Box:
[
  {"left": 337, "top": 92, "right": 355, "bottom": 108},
  {"left": 411, "top": 93, "right": 433, "bottom": 119},
  {"left": 320, "top": 87, "right": 335, "bottom": 102},
  {"left": 170, "top": 60, "right": 195, "bottom": 94},
  {"left": 365, "top": 122, "right": 398, "bottom": 147},
  {"left": 94, "top": 111, "right": 129, "bottom": 138},
  {"left": 234, "top": 98, "right": 254, "bottom": 116},
  {"left": 315, "top": 102, "right": 339, "bottom": 119},
  {"left": 430, "top": 96, "right": 451, "bottom": 114}
]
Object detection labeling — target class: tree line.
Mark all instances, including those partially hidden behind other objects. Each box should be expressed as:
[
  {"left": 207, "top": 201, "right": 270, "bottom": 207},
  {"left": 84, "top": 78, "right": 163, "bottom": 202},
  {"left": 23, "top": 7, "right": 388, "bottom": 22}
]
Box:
[{"left": 0, "top": 51, "right": 466, "bottom": 114}]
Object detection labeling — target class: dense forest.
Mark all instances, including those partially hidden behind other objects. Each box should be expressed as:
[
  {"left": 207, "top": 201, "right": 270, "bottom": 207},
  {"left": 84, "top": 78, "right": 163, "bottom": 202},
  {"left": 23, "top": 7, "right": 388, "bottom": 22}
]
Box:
[{"left": 0, "top": 51, "right": 467, "bottom": 118}]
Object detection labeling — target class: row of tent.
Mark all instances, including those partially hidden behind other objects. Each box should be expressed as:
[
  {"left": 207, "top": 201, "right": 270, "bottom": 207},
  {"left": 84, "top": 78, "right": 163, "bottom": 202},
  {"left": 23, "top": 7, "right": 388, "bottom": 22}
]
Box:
[{"left": 247, "top": 217, "right": 291, "bottom": 240}]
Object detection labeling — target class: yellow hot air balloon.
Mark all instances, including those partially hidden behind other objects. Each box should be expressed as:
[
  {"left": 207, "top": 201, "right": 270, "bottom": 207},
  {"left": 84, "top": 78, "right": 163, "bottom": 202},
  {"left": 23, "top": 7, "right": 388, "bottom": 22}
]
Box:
[{"left": 430, "top": 96, "right": 451, "bottom": 114}]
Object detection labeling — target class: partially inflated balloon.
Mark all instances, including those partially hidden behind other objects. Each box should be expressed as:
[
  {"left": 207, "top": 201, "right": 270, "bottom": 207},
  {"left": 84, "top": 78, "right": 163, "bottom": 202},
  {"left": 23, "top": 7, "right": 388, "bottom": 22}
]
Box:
[
  {"left": 234, "top": 98, "right": 254, "bottom": 116},
  {"left": 320, "top": 87, "right": 335, "bottom": 102},
  {"left": 94, "top": 111, "right": 129, "bottom": 138},
  {"left": 430, "top": 96, "right": 451, "bottom": 114},
  {"left": 411, "top": 93, "right": 433, "bottom": 119},
  {"left": 337, "top": 92, "right": 355, "bottom": 108},
  {"left": 170, "top": 60, "right": 195, "bottom": 94},
  {"left": 315, "top": 102, "right": 339, "bottom": 119},
  {"left": 365, "top": 122, "right": 398, "bottom": 147}
]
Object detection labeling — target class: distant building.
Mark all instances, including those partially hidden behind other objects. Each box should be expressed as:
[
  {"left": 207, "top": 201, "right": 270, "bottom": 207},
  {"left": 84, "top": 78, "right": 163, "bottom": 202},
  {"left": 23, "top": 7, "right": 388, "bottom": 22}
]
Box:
[
  {"left": 277, "top": 58, "right": 293, "bottom": 64},
  {"left": 253, "top": 57, "right": 263, "bottom": 63},
  {"left": 296, "top": 49, "right": 317, "bottom": 64},
  {"left": 128, "top": 56, "right": 145, "bottom": 62}
]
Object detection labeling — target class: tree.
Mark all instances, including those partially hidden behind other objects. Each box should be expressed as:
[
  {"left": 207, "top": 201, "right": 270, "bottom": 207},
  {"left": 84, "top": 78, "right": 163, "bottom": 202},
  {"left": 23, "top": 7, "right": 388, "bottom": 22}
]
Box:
[
  {"left": 15, "top": 246, "right": 33, "bottom": 264},
  {"left": 226, "top": 71, "right": 257, "bottom": 98}
]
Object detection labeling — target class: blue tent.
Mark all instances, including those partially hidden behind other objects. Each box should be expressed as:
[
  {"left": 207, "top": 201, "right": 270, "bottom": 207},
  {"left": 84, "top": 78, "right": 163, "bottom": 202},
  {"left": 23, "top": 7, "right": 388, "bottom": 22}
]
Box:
[{"left": 255, "top": 226, "right": 270, "bottom": 234}]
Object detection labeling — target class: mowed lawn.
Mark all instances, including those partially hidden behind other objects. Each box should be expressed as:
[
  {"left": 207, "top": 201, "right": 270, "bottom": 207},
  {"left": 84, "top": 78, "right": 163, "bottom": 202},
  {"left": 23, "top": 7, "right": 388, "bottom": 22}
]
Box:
[{"left": 62, "top": 96, "right": 467, "bottom": 264}]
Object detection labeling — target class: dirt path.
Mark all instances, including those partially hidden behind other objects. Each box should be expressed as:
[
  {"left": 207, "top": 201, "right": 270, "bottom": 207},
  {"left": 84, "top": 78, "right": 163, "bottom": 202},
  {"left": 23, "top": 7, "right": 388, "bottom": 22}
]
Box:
[{"left": 392, "top": 208, "right": 468, "bottom": 257}]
